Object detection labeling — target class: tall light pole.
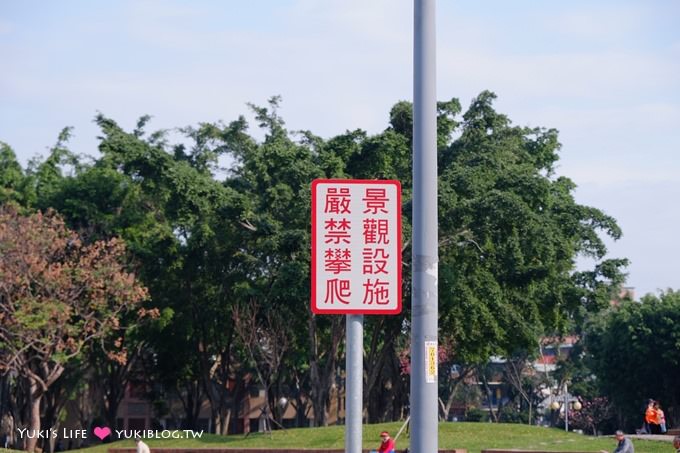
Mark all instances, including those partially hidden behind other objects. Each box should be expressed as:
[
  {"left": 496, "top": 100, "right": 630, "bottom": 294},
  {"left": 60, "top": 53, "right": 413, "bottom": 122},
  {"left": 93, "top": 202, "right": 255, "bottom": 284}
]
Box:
[{"left": 411, "top": 0, "right": 438, "bottom": 452}]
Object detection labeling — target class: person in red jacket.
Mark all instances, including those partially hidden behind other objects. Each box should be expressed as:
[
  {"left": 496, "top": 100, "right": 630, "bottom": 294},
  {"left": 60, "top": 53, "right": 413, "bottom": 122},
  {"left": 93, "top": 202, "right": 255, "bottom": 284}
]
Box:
[{"left": 378, "top": 431, "right": 396, "bottom": 453}]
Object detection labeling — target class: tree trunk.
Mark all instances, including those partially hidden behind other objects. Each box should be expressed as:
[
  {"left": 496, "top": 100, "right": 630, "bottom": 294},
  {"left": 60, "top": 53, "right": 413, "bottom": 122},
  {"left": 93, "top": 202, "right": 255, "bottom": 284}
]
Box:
[
  {"left": 178, "top": 380, "right": 203, "bottom": 430},
  {"left": 42, "top": 381, "right": 68, "bottom": 453},
  {"left": 307, "top": 315, "right": 344, "bottom": 427},
  {"left": 105, "top": 381, "right": 123, "bottom": 433},
  {"left": 26, "top": 380, "right": 43, "bottom": 453},
  {"left": 480, "top": 372, "right": 498, "bottom": 422},
  {"left": 102, "top": 347, "right": 140, "bottom": 431},
  {"left": 442, "top": 367, "right": 473, "bottom": 420},
  {"left": 310, "top": 385, "right": 328, "bottom": 427},
  {"left": 196, "top": 332, "right": 235, "bottom": 434},
  {"left": 365, "top": 318, "right": 388, "bottom": 423},
  {"left": 229, "top": 376, "right": 246, "bottom": 434},
  {"left": 222, "top": 408, "right": 232, "bottom": 435},
  {"left": 291, "top": 373, "right": 307, "bottom": 428}
]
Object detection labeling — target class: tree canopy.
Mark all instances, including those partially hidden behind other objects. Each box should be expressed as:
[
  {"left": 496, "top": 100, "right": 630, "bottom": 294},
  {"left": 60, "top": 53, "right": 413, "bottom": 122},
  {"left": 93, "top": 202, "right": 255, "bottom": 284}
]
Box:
[
  {"left": 0, "top": 91, "right": 634, "bottom": 445},
  {"left": 584, "top": 290, "right": 680, "bottom": 430},
  {"left": 0, "top": 205, "right": 148, "bottom": 451}
]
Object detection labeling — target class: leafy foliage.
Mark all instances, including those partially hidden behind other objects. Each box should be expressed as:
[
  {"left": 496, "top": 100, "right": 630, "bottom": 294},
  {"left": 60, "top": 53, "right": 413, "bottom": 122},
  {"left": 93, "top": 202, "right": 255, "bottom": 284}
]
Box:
[
  {"left": 0, "top": 142, "right": 33, "bottom": 206},
  {"left": 433, "top": 92, "right": 627, "bottom": 366},
  {"left": 0, "top": 91, "right": 632, "bottom": 435},
  {"left": 0, "top": 205, "right": 148, "bottom": 450},
  {"left": 584, "top": 290, "right": 680, "bottom": 430}
]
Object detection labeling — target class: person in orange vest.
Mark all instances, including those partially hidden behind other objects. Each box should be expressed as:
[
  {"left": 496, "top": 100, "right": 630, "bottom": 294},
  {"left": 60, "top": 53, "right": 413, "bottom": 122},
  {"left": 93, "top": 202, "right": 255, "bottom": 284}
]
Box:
[{"left": 645, "top": 400, "right": 660, "bottom": 434}]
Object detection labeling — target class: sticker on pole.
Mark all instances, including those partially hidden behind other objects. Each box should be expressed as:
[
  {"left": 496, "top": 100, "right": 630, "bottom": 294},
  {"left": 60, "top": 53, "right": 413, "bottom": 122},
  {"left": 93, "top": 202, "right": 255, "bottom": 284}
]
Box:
[
  {"left": 311, "top": 179, "right": 402, "bottom": 315},
  {"left": 425, "top": 341, "right": 437, "bottom": 383}
]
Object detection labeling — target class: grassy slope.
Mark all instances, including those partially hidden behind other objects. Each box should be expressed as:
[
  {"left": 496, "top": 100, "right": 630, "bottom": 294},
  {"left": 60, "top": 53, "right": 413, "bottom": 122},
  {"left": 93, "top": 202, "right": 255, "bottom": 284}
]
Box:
[{"left": 1, "top": 423, "right": 670, "bottom": 453}]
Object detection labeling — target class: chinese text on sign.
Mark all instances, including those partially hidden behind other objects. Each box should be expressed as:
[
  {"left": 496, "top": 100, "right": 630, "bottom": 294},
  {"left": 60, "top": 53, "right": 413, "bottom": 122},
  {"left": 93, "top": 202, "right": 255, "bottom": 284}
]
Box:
[{"left": 311, "top": 179, "right": 402, "bottom": 315}]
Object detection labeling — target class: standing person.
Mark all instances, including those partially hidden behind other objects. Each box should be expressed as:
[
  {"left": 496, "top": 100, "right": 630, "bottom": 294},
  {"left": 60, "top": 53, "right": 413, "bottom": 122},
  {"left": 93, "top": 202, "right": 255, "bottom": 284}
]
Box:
[
  {"left": 601, "top": 430, "right": 634, "bottom": 453},
  {"left": 641, "top": 399, "right": 653, "bottom": 433},
  {"left": 646, "top": 400, "right": 660, "bottom": 434},
  {"left": 135, "top": 437, "right": 150, "bottom": 453},
  {"left": 672, "top": 435, "right": 680, "bottom": 453},
  {"left": 377, "top": 431, "right": 396, "bottom": 453},
  {"left": 654, "top": 401, "right": 667, "bottom": 434}
]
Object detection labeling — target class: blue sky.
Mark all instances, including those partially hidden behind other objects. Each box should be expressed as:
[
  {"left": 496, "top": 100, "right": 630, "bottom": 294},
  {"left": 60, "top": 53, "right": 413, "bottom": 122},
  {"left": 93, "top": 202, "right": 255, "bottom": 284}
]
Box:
[{"left": 1, "top": 0, "right": 679, "bottom": 297}]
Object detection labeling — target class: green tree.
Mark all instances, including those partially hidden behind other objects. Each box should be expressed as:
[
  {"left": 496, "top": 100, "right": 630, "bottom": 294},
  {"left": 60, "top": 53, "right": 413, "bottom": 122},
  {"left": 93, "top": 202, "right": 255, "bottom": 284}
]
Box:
[
  {"left": 1, "top": 90, "right": 629, "bottom": 432},
  {"left": 585, "top": 290, "right": 680, "bottom": 430},
  {"left": 357, "top": 92, "right": 626, "bottom": 422},
  {"left": 436, "top": 91, "right": 626, "bottom": 364},
  {"left": 30, "top": 130, "right": 172, "bottom": 431},
  {"left": 0, "top": 206, "right": 148, "bottom": 452},
  {"left": 220, "top": 97, "right": 337, "bottom": 426},
  {"left": 0, "top": 143, "right": 28, "bottom": 205},
  {"left": 92, "top": 113, "right": 244, "bottom": 433},
  {"left": 0, "top": 142, "right": 34, "bottom": 206}
]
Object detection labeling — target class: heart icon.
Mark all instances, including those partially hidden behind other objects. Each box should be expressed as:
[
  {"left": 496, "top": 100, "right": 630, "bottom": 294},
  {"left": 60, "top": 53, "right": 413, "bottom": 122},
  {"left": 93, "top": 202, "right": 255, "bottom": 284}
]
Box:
[{"left": 93, "top": 427, "right": 112, "bottom": 440}]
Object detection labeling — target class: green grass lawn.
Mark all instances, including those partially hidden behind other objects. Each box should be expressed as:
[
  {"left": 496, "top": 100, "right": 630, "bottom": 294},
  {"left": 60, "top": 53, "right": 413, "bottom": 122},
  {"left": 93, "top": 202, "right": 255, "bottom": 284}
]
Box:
[{"left": 1, "top": 423, "right": 671, "bottom": 453}]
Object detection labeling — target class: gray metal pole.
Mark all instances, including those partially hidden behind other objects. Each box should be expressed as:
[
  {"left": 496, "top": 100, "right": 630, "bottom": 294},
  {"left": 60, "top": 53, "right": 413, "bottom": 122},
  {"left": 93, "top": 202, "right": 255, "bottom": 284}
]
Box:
[
  {"left": 345, "top": 314, "right": 363, "bottom": 453},
  {"left": 412, "top": 0, "right": 438, "bottom": 452}
]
